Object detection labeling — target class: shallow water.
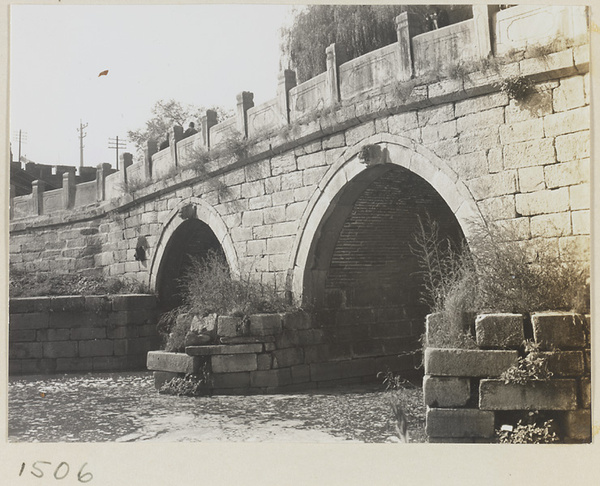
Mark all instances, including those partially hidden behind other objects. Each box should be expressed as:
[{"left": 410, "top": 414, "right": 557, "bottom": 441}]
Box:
[{"left": 8, "top": 372, "right": 426, "bottom": 443}]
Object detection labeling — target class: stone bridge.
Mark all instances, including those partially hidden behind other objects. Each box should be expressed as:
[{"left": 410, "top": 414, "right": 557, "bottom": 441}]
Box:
[{"left": 10, "top": 5, "right": 590, "bottom": 378}]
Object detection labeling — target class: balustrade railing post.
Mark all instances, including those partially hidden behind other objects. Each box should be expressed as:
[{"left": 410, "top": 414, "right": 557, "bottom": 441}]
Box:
[
  {"left": 169, "top": 126, "right": 184, "bottom": 166},
  {"left": 236, "top": 91, "right": 254, "bottom": 138},
  {"left": 277, "top": 69, "right": 297, "bottom": 124},
  {"left": 203, "top": 109, "right": 218, "bottom": 149},
  {"left": 325, "top": 44, "right": 340, "bottom": 105},
  {"left": 145, "top": 140, "right": 158, "bottom": 179},
  {"left": 473, "top": 4, "right": 493, "bottom": 59},
  {"left": 62, "top": 171, "right": 75, "bottom": 209},
  {"left": 119, "top": 152, "right": 133, "bottom": 188},
  {"left": 396, "top": 12, "right": 419, "bottom": 81},
  {"left": 96, "top": 163, "right": 111, "bottom": 201},
  {"left": 32, "top": 180, "right": 44, "bottom": 216}
]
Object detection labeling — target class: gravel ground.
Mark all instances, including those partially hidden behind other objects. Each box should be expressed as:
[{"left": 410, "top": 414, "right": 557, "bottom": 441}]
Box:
[{"left": 8, "top": 372, "right": 426, "bottom": 443}]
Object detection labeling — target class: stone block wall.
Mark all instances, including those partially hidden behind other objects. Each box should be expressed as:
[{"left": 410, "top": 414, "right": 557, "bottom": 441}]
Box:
[
  {"left": 147, "top": 310, "right": 411, "bottom": 394},
  {"left": 424, "top": 312, "right": 591, "bottom": 443},
  {"left": 9, "top": 295, "right": 159, "bottom": 375}
]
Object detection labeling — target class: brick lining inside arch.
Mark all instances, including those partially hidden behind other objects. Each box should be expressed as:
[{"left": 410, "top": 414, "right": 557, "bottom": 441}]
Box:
[{"left": 315, "top": 167, "right": 465, "bottom": 373}]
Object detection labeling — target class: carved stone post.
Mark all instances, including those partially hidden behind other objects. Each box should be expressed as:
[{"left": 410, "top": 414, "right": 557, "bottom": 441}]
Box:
[
  {"left": 277, "top": 69, "right": 297, "bottom": 124},
  {"left": 325, "top": 44, "right": 340, "bottom": 105},
  {"left": 62, "top": 171, "right": 75, "bottom": 209},
  {"left": 145, "top": 140, "right": 158, "bottom": 179},
  {"left": 119, "top": 152, "right": 133, "bottom": 187},
  {"left": 202, "top": 109, "right": 218, "bottom": 148},
  {"left": 169, "top": 126, "right": 184, "bottom": 166},
  {"left": 95, "top": 163, "right": 112, "bottom": 201},
  {"left": 32, "top": 180, "right": 44, "bottom": 215},
  {"left": 396, "top": 12, "right": 419, "bottom": 81},
  {"left": 236, "top": 91, "right": 254, "bottom": 138},
  {"left": 473, "top": 4, "right": 493, "bottom": 59}
]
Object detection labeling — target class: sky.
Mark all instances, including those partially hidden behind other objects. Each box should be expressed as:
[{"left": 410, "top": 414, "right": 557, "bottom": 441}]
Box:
[{"left": 9, "top": 4, "right": 293, "bottom": 168}]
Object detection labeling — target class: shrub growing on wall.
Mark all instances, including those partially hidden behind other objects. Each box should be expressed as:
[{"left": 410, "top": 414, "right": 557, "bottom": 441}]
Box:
[
  {"left": 159, "top": 250, "right": 297, "bottom": 351},
  {"left": 412, "top": 217, "right": 590, "bottom": 333}
]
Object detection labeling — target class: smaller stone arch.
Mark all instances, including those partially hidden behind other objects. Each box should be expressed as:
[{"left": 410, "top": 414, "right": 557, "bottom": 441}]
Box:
[{"left": 148, "top": 197, "right": 239, "bottom": 297}]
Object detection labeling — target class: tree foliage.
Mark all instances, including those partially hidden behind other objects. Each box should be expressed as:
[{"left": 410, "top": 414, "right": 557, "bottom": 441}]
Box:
[
  {"left": 127, "top": 99, "right": 233, "bottom": 158},
  {"left": 280, "top": 4, "right": 473, "bottom": 83}
]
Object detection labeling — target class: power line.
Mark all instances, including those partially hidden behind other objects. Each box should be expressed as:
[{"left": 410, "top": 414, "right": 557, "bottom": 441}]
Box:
[
  {"left": 108, "top": 136, "right": 127, "bottom": 170},
  {"left": 77, "top": 120, "right": 88, "bottom": 168},
  {"left": 12, "top": 129, "right": 27, "bottom": 162}
]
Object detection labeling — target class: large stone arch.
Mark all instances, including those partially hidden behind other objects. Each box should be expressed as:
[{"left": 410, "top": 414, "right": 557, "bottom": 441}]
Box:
[
  {"left": 148, "top": 197, "right": 239, "bottom": 301},
  {"left": 288, "top": 132, "right": 485, "bottom": 305}
]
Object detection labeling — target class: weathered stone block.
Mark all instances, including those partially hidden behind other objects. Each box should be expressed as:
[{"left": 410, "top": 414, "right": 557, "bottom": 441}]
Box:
[
  {"left": 78, "top": 340, "right": 113, "bottom": 357},
  {"left": 50, "top": 296, "right": 85, "bottom": 312},
  {"left": 571, "top": 210, "right": 590, "bottom": 235},
  {"left": 9, "top": 342, "right": 43, "bottom": 359},
  {"left": 503, "top": 138, "right": 555, "bottom": 169},
  {"left": 273, "top": 347, "right": 304, "bottom": 368},
  {"left": 562, "top": 410, "right": 591, "bottom": 441},
  {"left": 310, "top": 361, "right": 343, "bottom": 382},
  {"left": 426, "top": 408, "right": 495, "bottom": 438},
  {"left": 580, "top": 377, "right": 591, "bottom": 408},
  {"left": 250, "top": 368, "right": 292, "bottom": 388},
  {"left": 282, "top": 311, "right": 312, "bottom": 331},
  {"left": 211, "top": 372, "right": 250, "bottom": 389},
  {"left": 249, "top": 314, "right": 282, "bottom": 336},
  {"left": 217, "top": 316, "right": 246, "bottom": 338},
  {"left": 10, "top": 329, "right": 37, "bottom": 342},
  {"left": 425, "top": 348, "right": 518, "bottom": 377},
  {"left": 569, "top": 183, "right": 589, "bottom": 211},
  {"left": 423, "top": 376, "right": 470, "bottom": 408},
  {"left": 291, "top": 364, "right": 311, "bottom": 383},
  {"left": 341, "top": 358, "right": 376, "bottom": 378},
  {"left": 147, "top": 351, "right": 201, "bottom": 374},
  {"left": 92, "top": 356, "right": 128, "bottom": 371},
  {"left": 515, "top": 187, "right": 569, "bottom": 216},
  {"left": 185, "top": 344, "right": 262, "bottom": 356},
  {"left": 43, "top": 341, "right": 78, "bottom": 358},
  {"left": 479, "top": 379, "right": 578, "bottom": 410},
  {"left": 10, "top": 297, "right": 51, "bottom": 314},
  {"left": 499, "top": 118, "right": 544, "bottom": 145},
  {"left": 70, "top": 327, "right": 106, "bottom": 340},
  {"left": 55, "top": 357, "right": 94, "bottom": 373},
  {"left": 517, "top": 166, "right": 545, "bottom": 193},
  {"left": 543, "top": 351, "right": 584, "bottom": 377},
  {"left": 530, "top": 212, "right": 571, "bottom": 238},
  {"left": 257, "top": 353, "right": 272, "bottom": 370},
  {"left": 475, "top": 314, "right": 524, "bottom": 348},
  {"left": 543, "top": 106, "right": 589, "bottom": 138},
  {"left": 555, "top": 131, "right": 590, "bottom": 162},
  {"left": 10, "top": 312, "right": 49, "bottom": 330},
  {"left": 211, "top": 353, "right": 257, "bottom": 373},
  {"left": 455, "top": 92, "right": 508, "bottom": 118},
  {"left": 531, "top": 312, "right": 586, "bottom": 349},
  {"left": 36, "top": 328, "right": 71, "bottom": 342},
  {"left": 190, "top": 314, "right": 217, "bottom": 334},
  {"left": 468, "top": 171, "right": 517, "bottom": 201},
  {"left": 111, "top": 294, "right": 156, "bottom": 311},
  {"left": 553, "top": 75, "right": 586, "bottom": 112}
]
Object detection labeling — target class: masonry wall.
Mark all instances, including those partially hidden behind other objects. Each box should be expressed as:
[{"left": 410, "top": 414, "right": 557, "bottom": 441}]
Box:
[
  {"left": 147, "top": 311, "right": 415, "bottom": 394},
  {"left": 424, "top": 312, "right": 591, "bottom": 443},
  {"left": 9, "top": 295, "right": 159, "bottom": 374}
]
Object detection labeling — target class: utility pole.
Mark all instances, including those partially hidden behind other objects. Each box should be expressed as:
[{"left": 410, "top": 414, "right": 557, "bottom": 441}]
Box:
[
  {"left": 77, "top": 120, "right": 88, "bottom": 168},
  {"left": 12, "top": 129, "right": 27, "bottom": 163},
  {"left": 108, "top": 136, "right": 127, "bottom": 170}
]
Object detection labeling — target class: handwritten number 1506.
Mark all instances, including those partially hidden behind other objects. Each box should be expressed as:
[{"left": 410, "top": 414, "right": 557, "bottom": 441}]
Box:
[{"left": 19, "top": 461, "right": 93, "bottom": 482}]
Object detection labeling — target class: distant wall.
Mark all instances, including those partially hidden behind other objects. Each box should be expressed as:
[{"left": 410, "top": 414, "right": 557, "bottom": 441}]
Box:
[{"left": 9, "top": 295, "right": 159, "bottom": 375}]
